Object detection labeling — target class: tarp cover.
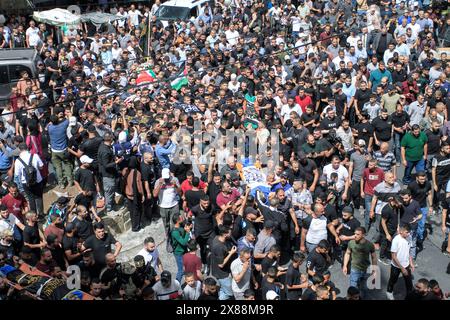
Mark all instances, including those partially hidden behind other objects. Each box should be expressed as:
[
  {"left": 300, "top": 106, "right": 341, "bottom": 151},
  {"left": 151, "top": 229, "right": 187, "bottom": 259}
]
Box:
[
  {"left": 81, "top": 12, "right": 126, "bottom": 27},
  {"left": 33, "top": 8, "right": 80, "bottom": 27}
]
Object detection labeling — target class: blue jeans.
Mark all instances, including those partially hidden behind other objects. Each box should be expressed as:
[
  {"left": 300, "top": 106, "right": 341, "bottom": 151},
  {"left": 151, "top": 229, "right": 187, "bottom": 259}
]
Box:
[
  {"left": 407, "top": 226, "right": 418, "bottom": 260},
  {"left": 218, "top": 276, "right": 233, "bottom": 300},
  {"left": 364, "top": 195, "right": 373, "bottom": 230},
  {"left": 306, "top": 241, "right": 318, "bottom": 254},
  {"left": 417, "top": 207, "right": 428, "bottom": 242},
  {"left": 174, "top": 254, "right": 184, "bottom": 283},
  {"left": 402, "top": 159, "right": 425, "bottom": 185},
  {"left": 350, "top": 269, "right": 369, "bottom": 299},
  {"left": 102, "top": 176, "right": 116, "bottom": 212},
  {"left": 393, "top": 132, "right": 404, "bottom": 163}
]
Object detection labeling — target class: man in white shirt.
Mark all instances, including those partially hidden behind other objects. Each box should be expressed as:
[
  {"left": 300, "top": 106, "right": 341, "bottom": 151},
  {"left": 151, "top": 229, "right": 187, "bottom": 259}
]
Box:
[
  {"left": 386, "top": 225, "right": 414, "bottom": 300},
  {"left": 280, "top": 97, "right": 302, "bottom": 124},
  {"left": 116, "top": 7, "right": 128, "bottom": 28},
  {"left": 14, "top": 143, "right": 44, "bottom": 217},
  {"left": 128, "top": 4, "right": 142, "bottom": 28},
  {"left": 383, "top": 43, "right": 397, "bottom": 65},
  {"left": 137, "top": 237, "right": 163, "bottom": 273},
  {"left": 0, "top": 204, "right": 25, "bottom": 236},
  {"left": 225, "top": 24, "right": 239, "bottom": 46},
  {"left": 231, "top": 248, "right": 253, "bottom": 300},
  {"left": 153, "top": 168, "right": 181, "bottom": 234},
  {"left": 322, "top": 156, "right": 350, "bottom": 198},
  {"left": 25, "top": 20, "right": 40, "bottom": 48}
]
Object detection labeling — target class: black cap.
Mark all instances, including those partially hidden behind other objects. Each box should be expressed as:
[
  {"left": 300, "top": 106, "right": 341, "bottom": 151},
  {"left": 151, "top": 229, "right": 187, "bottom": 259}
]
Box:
[
  {"left": 335, "top": 83, "right": 343, "bottom": 89},
  {"left": 264, "top": 220, "right": 276, "bottom": 229},
  {"left": 280, "top": 171, "right": 289, "bottom": 178},
  {"left": 160, "top": 270, "right": 171, "bottom": 282},
  {"left": 342, "top": 206, "right": 354, "bottom": 214}
]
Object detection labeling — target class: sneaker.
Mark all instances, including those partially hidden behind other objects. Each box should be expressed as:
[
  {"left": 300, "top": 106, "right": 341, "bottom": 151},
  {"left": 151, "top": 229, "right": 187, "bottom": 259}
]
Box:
[
  {"left": 378, "top": 258, "right": 391, "bottom": 266},
  {"left": 386, "top": 292, "right": 395, "bottom": 300},
  {"left": 413, "top": 261, "right": 418, "bottom": 268}
]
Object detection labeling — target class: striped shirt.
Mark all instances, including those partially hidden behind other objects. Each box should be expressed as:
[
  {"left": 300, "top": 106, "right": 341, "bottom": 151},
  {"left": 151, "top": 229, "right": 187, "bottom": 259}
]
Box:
[{"left": 372, "top": 151, "right": 396, "bottom": 172}]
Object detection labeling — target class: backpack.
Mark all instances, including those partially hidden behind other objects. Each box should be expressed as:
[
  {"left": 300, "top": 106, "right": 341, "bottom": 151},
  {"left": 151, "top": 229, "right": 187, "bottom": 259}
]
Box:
[
  {"left": 166, "top": 228, "right": 183, "bottom": 253},
  {"left": 18, "top": 154, "right": 38, "bottom": 186}
]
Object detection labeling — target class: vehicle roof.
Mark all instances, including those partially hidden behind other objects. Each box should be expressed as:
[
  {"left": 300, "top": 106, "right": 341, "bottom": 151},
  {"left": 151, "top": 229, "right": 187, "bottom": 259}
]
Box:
[
  {"left": 160, "top": 0, "right": 209, "bottom": 9},
  {"left": 0, "top": 49, "right": 37, "bottom": 61}
]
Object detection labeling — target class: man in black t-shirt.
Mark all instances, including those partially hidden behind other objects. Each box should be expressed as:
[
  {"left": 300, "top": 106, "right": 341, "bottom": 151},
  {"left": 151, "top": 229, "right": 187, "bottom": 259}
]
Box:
[
  {"left": 441, "top": 197, "right": 450, "bottom": 254},
  {"left": 354, "top": 81, "right": 372, "bottom": 119},
  {"left": 337, "top": 207, "right": 361, "bottom": 253},
  {"left": 81, "top": 222, "right": 122, "bottom": 268},
  {"left": 320, "top": 108, "right": 342, "bottom": 136},
  {"left": 306, "top": 240, "right": 330, "bottom": 280},
  {"left": 62, "top": 222, "right": 82, "bottom": 265},
  {"left": 210, "top": 226, "right": 236, "bottom": 300},
  {"left": 141, "top": 152, "right": 157, "bottom": 222},
  {"left": 79, "top": 125, "right": 103, "bottom": 174},
  {"left": 22, "top": 211, "right": 45, "bottom": 266},
  {"left": 371, "top": 109, "right": 393, "bottom": 150},
  {"left": 74, "top": 155, "right": 100, "bottom": 220},
  {"left": 353, "top": 112, "right": 374, "bottom": 147},
  {"left": 431, "top": 142, "right": 450, "bottom": 205},
  {"left": 379, "top": 197, "right": 402, "bottom": 264},
  {"left": 261, "top": 245, "right": 287, "bottom": 276},
  {"left": 191, "top": 196, "right": 215, "bottom": 267},
  {"left": 184, "top": 177, "right": 205, "bottom": 211},
  {"left": 286, "top": 252, "right": 307, "bottom": 300},
  {"left": 407, "top": 172, "right": 432, "bottom": 246}
]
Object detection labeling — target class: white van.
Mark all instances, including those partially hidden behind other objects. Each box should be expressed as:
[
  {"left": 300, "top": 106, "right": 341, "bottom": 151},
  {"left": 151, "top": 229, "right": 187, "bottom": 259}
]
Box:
[{"left": 155, "top": 0, "right": 211, "bottom": 27}]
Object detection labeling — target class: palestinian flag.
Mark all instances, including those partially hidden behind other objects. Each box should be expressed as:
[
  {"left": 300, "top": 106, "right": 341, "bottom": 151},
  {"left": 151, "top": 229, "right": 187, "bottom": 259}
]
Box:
[
  {"left": 136, "top": 68, "right": 156, "bottom": 84},
  {"left": 171, "top": 65, "right": 188, "bottom": 91}
]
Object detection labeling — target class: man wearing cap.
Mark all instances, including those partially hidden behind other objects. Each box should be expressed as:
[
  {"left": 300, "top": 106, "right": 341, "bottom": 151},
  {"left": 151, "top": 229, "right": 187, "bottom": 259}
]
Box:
[
  {"left": 153, "top": 168, "right": 181, "bottom": 235},
  {"left": 401, "top": 124, "right": 428, "bottom": 185},
  {"left": 75, "top": 155, "right": 101, "bottom": 220}
]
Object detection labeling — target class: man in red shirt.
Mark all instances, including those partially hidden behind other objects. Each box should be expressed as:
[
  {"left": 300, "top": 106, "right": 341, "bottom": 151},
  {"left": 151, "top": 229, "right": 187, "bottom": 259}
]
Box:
[
  {"left": 1, "top": 182, "right": 29, "bottom": 223},
  {"left": 183, "top": 240, "right": 203, "bottom": 281},
  {"left": 44, "top": 213, "right": 64, "bottom": 243},
  {"left": 181, "top": 171, "right": 206, "bottom": 195},
  {"left": 216, "top": 180, "right": 241, "bottom": 211},
  {"left": 296, "top": 87, "right": 313, "bottom": 114},
  {"left": 361, "top": 159, "right": 384, "bottom": 231}
]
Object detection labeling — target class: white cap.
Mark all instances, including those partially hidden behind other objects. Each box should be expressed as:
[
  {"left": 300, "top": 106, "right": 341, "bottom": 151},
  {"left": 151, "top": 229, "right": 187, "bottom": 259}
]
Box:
[
  {"left": 69, "top": 116, "right": 77, "bottom": 126},
  {"left": 266, "top": 290, "right": 279, "bottom": 300},
  {"left": 230, "top": 73, "right": 236, "bottom": 81},
  {"left": 80, "top": 155, "right": 94, "bottom": 164},
  {"left": 358, "top": 139, "right": 366, "bottom": 147},
  {"left": 118, "top": 131, "right": 127, "bottom": 143},
  {"left": 161, "top": 168, "right": 171, "bottom": 179}
]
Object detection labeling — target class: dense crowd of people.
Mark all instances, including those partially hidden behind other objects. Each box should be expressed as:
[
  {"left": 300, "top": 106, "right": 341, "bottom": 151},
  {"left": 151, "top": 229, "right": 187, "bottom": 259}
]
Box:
[{"left": 0, "top": 0, "right": 449, "bottom": 300}]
